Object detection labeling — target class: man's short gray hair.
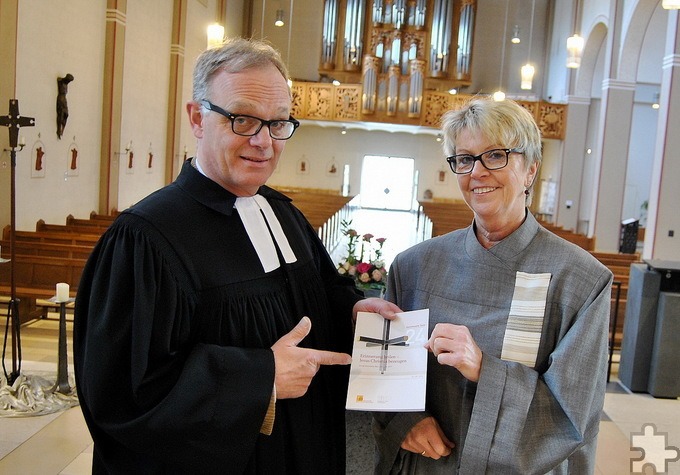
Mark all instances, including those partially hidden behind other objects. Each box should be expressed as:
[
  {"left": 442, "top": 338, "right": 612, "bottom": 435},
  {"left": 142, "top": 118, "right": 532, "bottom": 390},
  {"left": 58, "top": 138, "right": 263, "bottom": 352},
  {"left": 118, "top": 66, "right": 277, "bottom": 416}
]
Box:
[{"left": 192, "top": 37, "right": 289, "bottom": 102}]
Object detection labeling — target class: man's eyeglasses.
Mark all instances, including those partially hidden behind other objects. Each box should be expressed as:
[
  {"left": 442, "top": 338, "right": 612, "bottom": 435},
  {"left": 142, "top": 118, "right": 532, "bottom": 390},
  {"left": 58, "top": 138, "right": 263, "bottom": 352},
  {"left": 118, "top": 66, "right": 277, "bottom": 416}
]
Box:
[
  {"left": 200, "top": 100, "right": 300, "bottom": 140},
  {"left": 446, "top": 148, "right": 520, "bottom": 174}
]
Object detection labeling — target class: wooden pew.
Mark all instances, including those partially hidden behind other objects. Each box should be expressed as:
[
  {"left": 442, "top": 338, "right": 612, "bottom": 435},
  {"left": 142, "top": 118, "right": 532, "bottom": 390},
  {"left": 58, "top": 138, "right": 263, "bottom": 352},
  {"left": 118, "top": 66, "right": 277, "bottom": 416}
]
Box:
[
  {"left": 0, "top": 212, "right": 113, "bottom": 321},
  {"left": 588, "top": 251, "right": 642, "bottom": 350},
  {"left": 66, "top": 214, "right": 115, "bottom": 230},
  {"left": 36, "top": 219, "right": 110, "bottom": 235},
  {"left": 590, "top": 251, "right": 641, "bottom": 266},
  {"left": 417, "top": 200, "right": 474, "bottom": 237},
  {"left": 0, "top": 239, "right": 94, "bottom": 260},
  {"left": 274, "top": 187, "right": 357, "bottom": 250},
  {"left": 0, "top": 254, "right": 85, "bottom": 321},
  {"left": 538, "top": 220, "right": 596, "bottom": 251},
  {"left": 4, "top": 226, "right": 102, "bottom": 247}
]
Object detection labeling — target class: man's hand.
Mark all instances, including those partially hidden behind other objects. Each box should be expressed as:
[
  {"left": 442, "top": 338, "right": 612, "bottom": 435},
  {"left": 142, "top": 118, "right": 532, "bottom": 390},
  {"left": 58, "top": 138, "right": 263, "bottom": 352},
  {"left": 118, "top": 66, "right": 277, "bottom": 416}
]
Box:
[
  {"left": 272, "top": 317, "right": 352, "bottom": 399},
  {"left": 352, "top": 297, "right": 402, "bottom": 322},
  {"left": 401, "top": 416, "right": 455, "bottom": 459}
]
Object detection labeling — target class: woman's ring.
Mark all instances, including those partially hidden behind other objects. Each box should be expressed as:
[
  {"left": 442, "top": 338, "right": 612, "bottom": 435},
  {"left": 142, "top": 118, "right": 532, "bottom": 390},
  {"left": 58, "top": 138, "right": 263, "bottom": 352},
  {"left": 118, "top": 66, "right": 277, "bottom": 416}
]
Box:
[{"left": 421, "top": 450, "right": 426, "bottom": 456}]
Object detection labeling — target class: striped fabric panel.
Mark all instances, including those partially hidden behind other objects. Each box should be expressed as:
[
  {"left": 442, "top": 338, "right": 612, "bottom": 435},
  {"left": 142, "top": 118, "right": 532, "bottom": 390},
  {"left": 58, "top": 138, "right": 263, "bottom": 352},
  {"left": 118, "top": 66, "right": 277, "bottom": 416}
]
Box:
[{"left": 500, "top": 272, "right": 552, "bottom": 368}]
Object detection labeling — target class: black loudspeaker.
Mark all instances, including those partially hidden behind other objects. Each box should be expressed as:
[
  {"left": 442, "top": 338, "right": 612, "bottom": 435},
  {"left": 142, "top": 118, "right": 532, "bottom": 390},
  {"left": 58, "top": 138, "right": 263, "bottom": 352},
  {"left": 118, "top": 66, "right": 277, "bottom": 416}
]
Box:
[
  {"left": 619, "top": 264, "right": 661, "bottom": 392},
  {"left": 647, "top": 292, "right": 680, "bottom": 398},
  {"left": 619, "top": 218, "right": 639, "bottom": 254}
]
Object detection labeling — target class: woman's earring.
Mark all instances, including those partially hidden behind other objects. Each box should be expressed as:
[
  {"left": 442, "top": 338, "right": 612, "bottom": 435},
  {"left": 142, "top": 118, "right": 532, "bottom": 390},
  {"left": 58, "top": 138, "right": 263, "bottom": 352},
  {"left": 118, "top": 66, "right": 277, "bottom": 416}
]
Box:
[{"left": 524, "top": 188, "right": 530, "bottom": 196}]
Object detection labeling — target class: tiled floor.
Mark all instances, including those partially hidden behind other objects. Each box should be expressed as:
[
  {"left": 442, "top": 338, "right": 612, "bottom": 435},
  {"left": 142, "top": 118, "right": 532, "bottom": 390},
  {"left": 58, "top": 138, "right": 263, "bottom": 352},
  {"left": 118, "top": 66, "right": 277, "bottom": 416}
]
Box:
[{"left": 1, "top": 208, "right": 679, "bottom": 474}]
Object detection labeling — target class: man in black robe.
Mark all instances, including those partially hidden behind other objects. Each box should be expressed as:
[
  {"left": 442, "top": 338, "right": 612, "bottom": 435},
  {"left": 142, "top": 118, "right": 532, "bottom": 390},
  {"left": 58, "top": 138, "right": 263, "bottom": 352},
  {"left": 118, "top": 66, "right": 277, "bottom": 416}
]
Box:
[{"left": 74, "top": 37, "right": 399, "bottom": 474}]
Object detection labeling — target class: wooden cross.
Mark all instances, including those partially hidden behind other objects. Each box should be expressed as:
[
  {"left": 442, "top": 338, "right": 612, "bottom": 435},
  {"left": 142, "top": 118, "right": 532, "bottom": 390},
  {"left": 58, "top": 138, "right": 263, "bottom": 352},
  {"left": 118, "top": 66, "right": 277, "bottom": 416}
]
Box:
[
  {"left": 1, "top": 99, "right": 34, "bottom": 385},
  {"left": 0, "top": 99, "right": 35, "bottom": 149}
]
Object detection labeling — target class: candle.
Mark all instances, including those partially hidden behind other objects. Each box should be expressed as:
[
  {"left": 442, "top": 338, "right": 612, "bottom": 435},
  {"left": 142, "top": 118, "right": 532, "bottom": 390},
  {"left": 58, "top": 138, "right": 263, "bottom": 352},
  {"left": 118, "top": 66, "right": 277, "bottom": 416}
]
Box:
[
  {"left": 56, "top": 282, "right": 70, "bottom": 302},
  {"left": 19, "top": 136, "right": 26, "bottom": 147}
]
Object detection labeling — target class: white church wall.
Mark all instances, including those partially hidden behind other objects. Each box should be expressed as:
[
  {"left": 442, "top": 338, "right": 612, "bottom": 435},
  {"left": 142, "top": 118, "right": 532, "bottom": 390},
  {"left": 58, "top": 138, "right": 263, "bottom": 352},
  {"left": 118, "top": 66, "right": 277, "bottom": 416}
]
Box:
[
  {"left": 178, "top": 0, "right": 221, "bottom": 179},
  {"left": 266, "top": 124, "right": 462, "bottom": 203},
  {"left": 117, "top": 0, "right": 173, "bottom": 210},
  {"left": 14, "top": 0, "right": 106, "bottom": 230}
]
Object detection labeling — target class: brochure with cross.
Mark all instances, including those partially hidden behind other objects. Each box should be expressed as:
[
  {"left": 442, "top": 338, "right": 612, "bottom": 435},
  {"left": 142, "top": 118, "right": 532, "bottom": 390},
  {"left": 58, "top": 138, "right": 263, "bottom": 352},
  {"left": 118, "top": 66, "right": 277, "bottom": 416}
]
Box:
[{"left": 346, "top": 309, "right": 429, "bottom": 411}]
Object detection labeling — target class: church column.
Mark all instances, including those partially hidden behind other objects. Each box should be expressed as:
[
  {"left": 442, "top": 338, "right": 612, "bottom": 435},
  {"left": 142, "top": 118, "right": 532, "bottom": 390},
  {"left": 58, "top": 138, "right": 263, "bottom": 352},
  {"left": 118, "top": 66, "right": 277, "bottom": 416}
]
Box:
[
  {"left": 164, "top": 0, "right": 187, "bottom": 183},
  {"left": 588, "top": 0, "right": 633, "bottom": 251},
  {"left": 556, "top": 95, "right": 590, "bottom": 233},
  {"left": 99, "top": 0, "right": 127, "bottom": 214},
  {"left": 217, "top": 0, "right": 227, "bottom": 25},
  {"left": 0, "top": 0, "right": 19, "bottom": 227},
  {"left": 589, "top": 80, "right": 635, "bottom": 251},
  {"left": 643, "top": 10, "right": 680, "bottom": 261}
]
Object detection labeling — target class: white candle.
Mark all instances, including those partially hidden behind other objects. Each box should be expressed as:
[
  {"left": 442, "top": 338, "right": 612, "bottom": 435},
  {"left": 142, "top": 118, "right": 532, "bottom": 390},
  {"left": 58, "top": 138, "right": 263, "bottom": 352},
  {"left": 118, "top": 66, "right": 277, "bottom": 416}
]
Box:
[{"left": 56, "top": 282, "right": 70, "bottom": 302}]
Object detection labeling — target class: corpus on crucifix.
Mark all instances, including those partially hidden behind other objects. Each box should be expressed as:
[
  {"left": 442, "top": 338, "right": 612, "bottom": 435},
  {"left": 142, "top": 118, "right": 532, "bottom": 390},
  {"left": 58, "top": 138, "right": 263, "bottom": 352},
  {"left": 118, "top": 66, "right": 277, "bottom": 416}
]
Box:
[{"left": 56, "top": 73, "right": 74, "bottom": 139}]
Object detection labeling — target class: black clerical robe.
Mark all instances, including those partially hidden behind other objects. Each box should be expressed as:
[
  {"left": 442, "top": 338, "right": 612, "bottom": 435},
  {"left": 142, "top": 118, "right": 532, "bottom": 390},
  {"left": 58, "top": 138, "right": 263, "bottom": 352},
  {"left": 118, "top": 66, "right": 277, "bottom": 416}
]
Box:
[{"left": 74, "top": 160, "right": 360, "bottom": 474}]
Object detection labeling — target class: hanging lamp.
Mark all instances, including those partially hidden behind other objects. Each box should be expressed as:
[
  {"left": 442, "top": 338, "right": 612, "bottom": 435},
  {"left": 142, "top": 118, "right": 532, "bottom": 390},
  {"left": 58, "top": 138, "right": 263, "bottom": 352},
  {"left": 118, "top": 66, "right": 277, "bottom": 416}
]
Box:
[
  {"left": 520, "top": 0, "right": 536, "bottom": 90},
  {"left": 494, "top": 0, "right": 510, "bottom": 101}
]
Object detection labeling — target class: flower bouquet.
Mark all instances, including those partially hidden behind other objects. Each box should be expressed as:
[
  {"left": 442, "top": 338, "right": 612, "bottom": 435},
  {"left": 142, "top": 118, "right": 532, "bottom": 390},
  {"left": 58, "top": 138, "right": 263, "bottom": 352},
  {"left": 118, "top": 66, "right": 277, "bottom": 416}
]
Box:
[{"left": 337, "top": 219, "right": 387, "bottom": 297}]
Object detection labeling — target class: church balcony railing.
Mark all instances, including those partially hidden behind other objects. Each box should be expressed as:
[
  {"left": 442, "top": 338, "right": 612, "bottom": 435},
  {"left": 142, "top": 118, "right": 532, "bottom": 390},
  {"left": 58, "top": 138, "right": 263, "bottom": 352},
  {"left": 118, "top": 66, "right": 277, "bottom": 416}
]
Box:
[{"left": 290, "top": 80, "right": 567, "bottom": 140}]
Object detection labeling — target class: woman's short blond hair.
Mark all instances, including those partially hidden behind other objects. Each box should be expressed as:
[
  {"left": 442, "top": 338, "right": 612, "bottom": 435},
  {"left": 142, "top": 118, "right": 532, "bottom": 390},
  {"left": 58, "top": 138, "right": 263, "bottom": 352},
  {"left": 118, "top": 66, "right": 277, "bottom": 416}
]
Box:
[
  {"left": 441, "top": 96, "right": 542, "bottom": 170},
  {"left": 441, "top": 96, "right": 542, "bottom": 204}
]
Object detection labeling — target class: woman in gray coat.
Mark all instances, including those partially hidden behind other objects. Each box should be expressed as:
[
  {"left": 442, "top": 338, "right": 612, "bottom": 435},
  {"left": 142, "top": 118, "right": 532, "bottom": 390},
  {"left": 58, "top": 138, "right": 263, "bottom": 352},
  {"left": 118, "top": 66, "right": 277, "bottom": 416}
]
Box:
[{"left": 374, "top": 96, "right": 613, "bottom": 474}]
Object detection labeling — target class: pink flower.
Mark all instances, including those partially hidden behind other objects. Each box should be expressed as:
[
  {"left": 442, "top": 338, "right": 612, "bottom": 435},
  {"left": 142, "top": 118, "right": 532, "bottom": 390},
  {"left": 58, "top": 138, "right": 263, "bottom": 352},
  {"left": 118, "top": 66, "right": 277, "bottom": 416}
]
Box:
[
  {"left": 362, "top": 233, "right": 374, "bottom": 241},
  {"left": 371, "top": 269, "right": 383, "bottom": 282},
  {"left": 376, "top": 237, "right": 386, "bottom": 245},
  {"left": 356, "top": 262, "right": 372, "bottom": 274}
]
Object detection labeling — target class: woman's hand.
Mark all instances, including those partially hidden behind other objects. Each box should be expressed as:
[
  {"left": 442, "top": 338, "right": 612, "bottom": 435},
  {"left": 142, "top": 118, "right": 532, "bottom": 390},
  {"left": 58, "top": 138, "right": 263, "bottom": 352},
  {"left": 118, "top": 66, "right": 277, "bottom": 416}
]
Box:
[
  {"left": 425, "top": 323, "right": 483, "bottom": 382},
  {"left": 401, "top": 416, "right": 455, "bottom": 459}
]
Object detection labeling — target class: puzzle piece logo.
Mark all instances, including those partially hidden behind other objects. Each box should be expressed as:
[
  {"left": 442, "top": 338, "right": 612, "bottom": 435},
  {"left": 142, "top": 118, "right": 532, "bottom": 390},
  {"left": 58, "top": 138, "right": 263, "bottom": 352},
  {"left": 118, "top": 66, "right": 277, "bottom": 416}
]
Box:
[{"left": 631, "top": 423, "right": 680, "bottom": 474}]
